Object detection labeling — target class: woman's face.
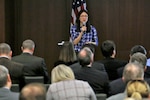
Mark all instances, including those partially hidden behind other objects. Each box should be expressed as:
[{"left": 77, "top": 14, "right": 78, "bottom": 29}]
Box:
[{"left": 79, "top": 12, "right": 88, "bottom": 24}]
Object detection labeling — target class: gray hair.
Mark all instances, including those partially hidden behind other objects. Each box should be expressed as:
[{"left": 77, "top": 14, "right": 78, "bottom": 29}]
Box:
[
  {"left": 0, "top": 43, "right": 11, "bottom": 54},
  {"left": 22, "top": 39, "right": 35, "bottom": 50},
  {"left": 0, "top": 65, "right": 9, "bottom": 87},
  {"left": 123, "top": 63, "right": 144, "bottom": 83},
  {"left": 129, "top": 52, "right": 147, "bottom": 69}
]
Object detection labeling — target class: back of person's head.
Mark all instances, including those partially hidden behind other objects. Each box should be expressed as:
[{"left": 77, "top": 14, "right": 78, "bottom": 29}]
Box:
[
  {"left": 51, "top": 64, "right": 75, "bottom": 83},
  {"left": 123, "top": 63, "right": 144, "bottom": 83},
  {"left": 126, "top": 80, "right": 150, "bottom": 100},
  {"left": 22, "top": 39, "right": 35, "bottom": 50},
  {"left": 129, "top": 52, "right": 147, "bottom": 70},
  {"left": 78, "top": 47, "right": 93, "bottom": 66},
  {"left": 130, "top": 45, "right": 147, "bottom": 56},
  {"left": 59, "top": 41, "right": 77, "bottom": 62},
  {"left": 19, "top": 83, "right": 46, "bottom": 100},
  {"left": 0, "top": 65, "right": 9, "bottom": 87},
  {"left": 0, "top": 43, "right": 11, "bottom": 55},
  {"left": 101, "top": 40, "right": 116, "bottom": 57}
]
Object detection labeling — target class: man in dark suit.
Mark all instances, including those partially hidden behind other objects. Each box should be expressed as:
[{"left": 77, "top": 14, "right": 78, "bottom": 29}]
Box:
[
  {"left": 117, "top": 45, "right": 147, "bottom": 77},
  {"left": 74, "top": 47, "right": 109, "bottom": 94},
  {"left": 0, "top": 43, "right": 24, "bottom": 90},
  {"left": 0, "top": 65, "right": 19, "bottom": 100},
  {"left": 12, "top": 39, "right": 50, "bottom": 83},
  {"left": 109, "top": 52, "right": 148, "bottom": 96},
  {"left": 70, "top": 43, "right": 106, "bottom": 73},
  {"left": 98, "top": 40, "right": 127, "bottom": 81}
]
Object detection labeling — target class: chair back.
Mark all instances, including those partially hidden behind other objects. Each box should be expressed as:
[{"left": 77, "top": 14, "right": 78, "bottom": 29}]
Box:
[
  {"left": 96, "top": 93, "right": 107, "bottom": 100},
  {"left": 11, "top": 84, "right": 19, "bottom": 92},
  {"left": 24, "top": 76, "right": 44, "bottom": 84}
]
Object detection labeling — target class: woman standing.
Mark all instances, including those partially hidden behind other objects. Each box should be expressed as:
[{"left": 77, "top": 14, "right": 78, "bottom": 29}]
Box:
[{"left": 70, "top": 10, "right": 98, "bottom": 53}]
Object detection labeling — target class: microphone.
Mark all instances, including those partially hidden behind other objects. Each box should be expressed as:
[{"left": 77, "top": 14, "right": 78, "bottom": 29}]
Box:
[{"left": 82, "top": 22, "right": 86, "bottom": 26}]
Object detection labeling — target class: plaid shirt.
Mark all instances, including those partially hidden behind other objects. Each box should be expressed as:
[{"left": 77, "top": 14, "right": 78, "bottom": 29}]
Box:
[
  {"left": 70, "top": 25, "right": 98, "bottom": 52},
  {"left": 47, "top": 80, "right": 96, "bottom": 100}
]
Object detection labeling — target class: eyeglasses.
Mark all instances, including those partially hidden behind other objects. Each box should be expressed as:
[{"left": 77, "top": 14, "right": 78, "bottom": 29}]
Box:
[{"left": 80, "top": 15, "right": 88, "bottom": 17}]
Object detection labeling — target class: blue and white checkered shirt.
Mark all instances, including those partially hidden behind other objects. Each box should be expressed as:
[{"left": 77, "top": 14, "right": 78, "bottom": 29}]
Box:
[{"left": 70, "top": 25, "right": 98, "bottom": 52}]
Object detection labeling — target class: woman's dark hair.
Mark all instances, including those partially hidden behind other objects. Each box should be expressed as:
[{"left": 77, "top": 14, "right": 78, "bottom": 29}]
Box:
[
  {"left": 75, "top": 10, "right": 91, "bottom": 32},
  {"left": 59, "top": 41, "right": 77, "bottom": 62}
]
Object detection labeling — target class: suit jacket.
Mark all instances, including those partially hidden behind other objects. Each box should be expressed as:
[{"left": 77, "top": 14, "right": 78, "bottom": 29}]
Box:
[
  {"left": 106, "top": 92, "right": 125, "bottom": 100},
  {"left": 0, "top": 57, "right": 25, "bottom": 89},
  {"left": 109, "top": 78, "right": 126, "bottom": 96},
  {"left": 70, "top": 62, "right": 106, "bottom": 73},
  {"left": 12, "top": 53, "right": 50, "bottom": 83},
  {"left": 47, "top": 80, "right": 96, "bottom": 100},
  {"left": 98, "top": 57, "right": 127, "bottom": 81},
  {"left": 0, "top": 87, "right": 19, "bottom": 100},
  {"left": 109, "top": 78, "right": 150, "bottom": 97},
  {"left": 74, "top": 66, "right": 109, "bottom": 94}
]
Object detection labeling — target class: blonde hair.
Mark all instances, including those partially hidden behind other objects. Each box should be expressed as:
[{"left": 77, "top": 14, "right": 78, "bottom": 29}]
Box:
[
  {"left": 51, "top": 64, "right": 75, "bottom": 83},
  {"left": 126, "top": 80, "right": 150, "bottom": 100}
]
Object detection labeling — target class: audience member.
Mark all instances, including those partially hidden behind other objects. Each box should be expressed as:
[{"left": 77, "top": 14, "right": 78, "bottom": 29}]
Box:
[
  {"left": 19, "top": 83, "right": 46, "bottom": 100},
  {"left": 47, "top": 64, "right": 96, "bottom": 100},
  {"left": 12, "top": 39, "right": 50, "bottom": 83},
  {"left": 117, "top": 44, "right": 147, "bottom": 78},
  {"left": 107, "top": 62, "right": 144, "bottom": 100},
  {"left": 74, "top": 47, "right": 109, "bottom": 94},
  {"left": 70, "top": 10, "right": 98, "bottom": 53},
  {"left": 70, "top": 43, "right": 106, "bottom": 72},
  {"left": 54, "top": 41, "right": 78, "bottom": 66},
  {"left": 0, "top": 43, "right": 24, "bottom": 90},
  {"left": 125, "top": 80, "right": 150, "bottom": 100},
  {"left": 130, "top": 45, "right": 147, "bottom": 56},
  {"left": 109, "top": 52, "right": 147, "bottom": 96},
  {"left": 0, "top": 65, "right": 19, "bottom": 100},
  {"left": 98, "top": 40, "right": 127, "bottom": 81}
]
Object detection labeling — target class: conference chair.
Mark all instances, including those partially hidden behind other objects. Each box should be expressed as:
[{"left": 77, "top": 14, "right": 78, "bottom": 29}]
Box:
[
  {"left": 96, "top": 93, "right": 107, "bottom": 100},
  {"left": 24, "top": 76, "right": 44, "bottom": 85},
  {"left": 44, "top": 84, "right": 50, "bottom": 91},
  {"left": 11, "top": 84, "right": 19, "bottom": 92}
]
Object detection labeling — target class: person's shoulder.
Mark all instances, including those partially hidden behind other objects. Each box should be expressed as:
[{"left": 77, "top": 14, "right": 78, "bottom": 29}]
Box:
[
  {"left": 11, "top": 60, "right": 24, "bottom": 68},
  {"left": 90, "top": 25, "right": 96, "bottom": 29},
  {"left": 107, "top": 92, "right": 125, "bottom": 100},
  {"left": 71, "top": 25, "right": 77, "bottom": 29},
  {"left": 110, "top": 78, "right": 123, "bottom": 84},
  {"left": 74, "top": 80, "right": 91, "bottom": 87},
  {"left": 12, "top": 54, "right": 21, "bottom": 58},
  {"left": 32, "top": 55, "right": 44, "bottom": 60}
]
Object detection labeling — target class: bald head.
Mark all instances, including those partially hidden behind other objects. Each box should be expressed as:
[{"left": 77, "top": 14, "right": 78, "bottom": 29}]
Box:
[
  {"left": 19, "top": 83, "right": 46, "bottom": 100},
  {"left": 78, "top": 47, "right": 93, "bottom": 66},
  {"left": 123, "top": 63, "right": 144, "bottom": 83}
]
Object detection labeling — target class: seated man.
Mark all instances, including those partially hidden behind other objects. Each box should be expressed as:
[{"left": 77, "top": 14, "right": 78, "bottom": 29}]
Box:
[
  {"left": 107, "top": 62, "right": 144, "bottom": 100},
  {"left": 70, "top": 43, "right": 105, "bottom": 72},
  {"left": 0, "top": 65, "right": 19, "bottom": 100},
  {"left": 0, "top": 43, "right": 25, "bottom": 90},
  {"left": 74, "top": 47, "right": 109, "bottom": 94},
  {"left": 117, "top": 45, "right": 147, "bottom": 77},
  {"left": 98, "top": 40, "right": 127, "bottom": 81},
  {"left": 12, "top": 39, "right": 50, "bottom": 83},
  {"left": 108, "top": 53, "right": 147, "bottom": 97},
  {"left": 19, "top": 83, "right": 46, "bottom": 100}
]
